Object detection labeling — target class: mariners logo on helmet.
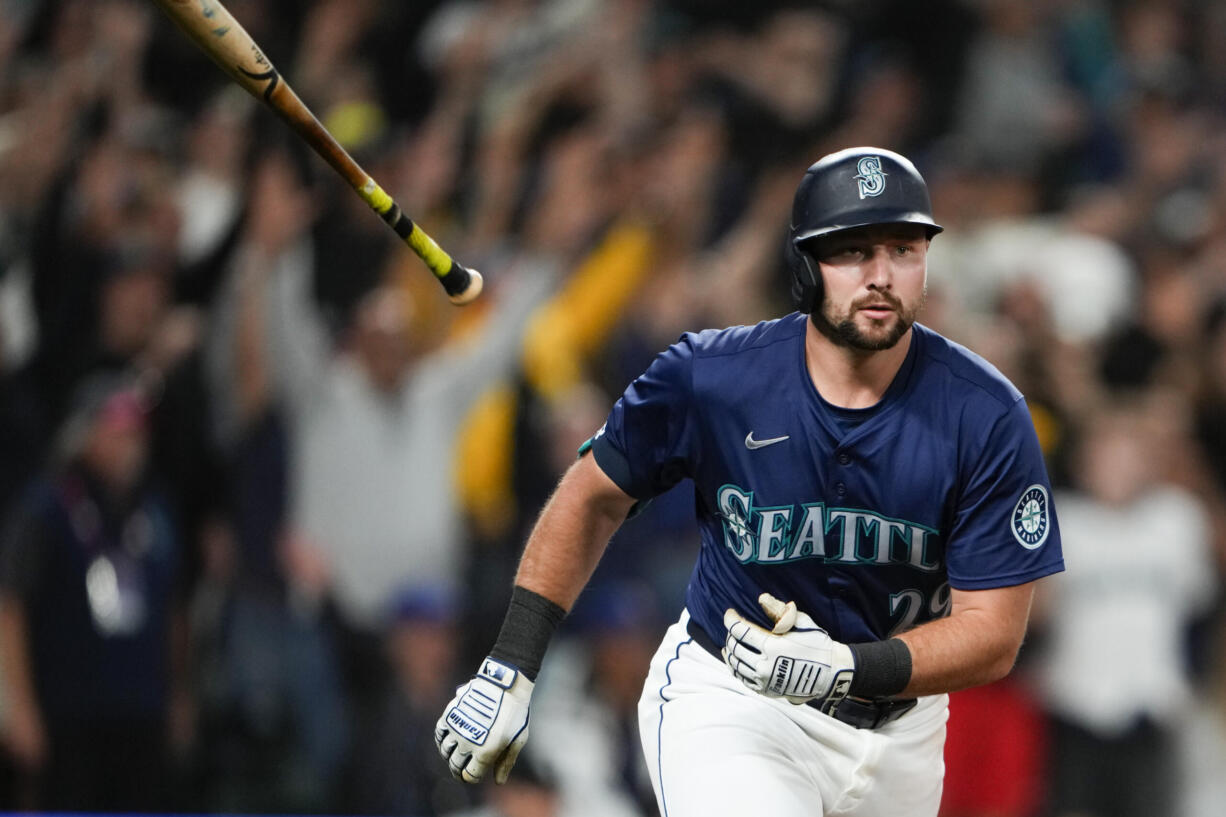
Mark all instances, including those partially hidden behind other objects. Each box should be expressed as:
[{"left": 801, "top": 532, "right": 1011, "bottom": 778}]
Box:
[{"left": 855, "top": 155, "right": 888, "bottom": 199}]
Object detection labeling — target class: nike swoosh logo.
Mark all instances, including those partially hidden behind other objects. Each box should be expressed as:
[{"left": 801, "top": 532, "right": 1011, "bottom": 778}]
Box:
[{"left": 745, "top": 432, "right": 789, "bottom": 450}]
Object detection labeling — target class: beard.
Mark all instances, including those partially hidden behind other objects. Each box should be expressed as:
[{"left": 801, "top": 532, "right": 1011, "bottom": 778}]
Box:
[{"left": 810, "top": 289, "right": 925, "bottom": 351}]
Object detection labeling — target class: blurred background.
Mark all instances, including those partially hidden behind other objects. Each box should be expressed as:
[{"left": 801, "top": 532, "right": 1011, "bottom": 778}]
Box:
[{"left": 0, "top": 0, "right": 1223, "bottom": 815}]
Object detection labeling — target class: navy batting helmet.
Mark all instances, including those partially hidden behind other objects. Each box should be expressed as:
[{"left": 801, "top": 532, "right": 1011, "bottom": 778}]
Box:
[{"left": 787, "top": 147, "right": 943, "bottom": 313}]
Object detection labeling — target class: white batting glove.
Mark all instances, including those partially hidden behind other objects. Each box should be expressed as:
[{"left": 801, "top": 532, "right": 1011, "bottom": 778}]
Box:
[
  {"left": 722, "top": 593, "right": 855, "bottom": 711},
  {"left": 435, "top": 657, "right": 534, "bottom": 784}
]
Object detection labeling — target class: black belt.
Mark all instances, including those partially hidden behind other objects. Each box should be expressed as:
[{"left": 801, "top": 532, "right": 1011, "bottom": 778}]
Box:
[{"left": 686, "top": 618, "right": 917, "bottom": 730}]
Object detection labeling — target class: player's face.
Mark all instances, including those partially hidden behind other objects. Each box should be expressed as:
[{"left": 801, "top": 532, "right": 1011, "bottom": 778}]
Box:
[{"left": 809, "top": 223, "right": 929, "bottom": 351}]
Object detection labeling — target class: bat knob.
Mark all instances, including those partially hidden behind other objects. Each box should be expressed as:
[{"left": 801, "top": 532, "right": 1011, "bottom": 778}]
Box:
[{"left": 447, "top": 268, "right": 484, "bottom": 306}]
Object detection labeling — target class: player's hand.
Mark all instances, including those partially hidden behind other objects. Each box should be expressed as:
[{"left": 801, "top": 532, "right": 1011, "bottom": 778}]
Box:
[
  {"left": 722, "top": 593, "right": 855, "bottom": 711},
  {"left": 435, "top": 656, "right": 534, "bottom": 784}
]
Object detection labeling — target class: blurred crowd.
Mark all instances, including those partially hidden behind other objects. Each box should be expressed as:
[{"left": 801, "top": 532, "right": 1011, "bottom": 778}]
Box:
[{"left": 0, "top": 0, "right": 1224, "bottom": 816}]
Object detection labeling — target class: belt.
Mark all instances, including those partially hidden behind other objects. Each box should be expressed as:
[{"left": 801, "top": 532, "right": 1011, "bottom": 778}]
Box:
[{"left": 686, "top": 618, "right": 917, "bottom": 730}]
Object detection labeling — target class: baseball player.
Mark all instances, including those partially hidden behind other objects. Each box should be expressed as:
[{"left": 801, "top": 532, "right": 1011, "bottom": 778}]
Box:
[{"left": 435, "top": 147, "right": 1065, "bottom": 816}]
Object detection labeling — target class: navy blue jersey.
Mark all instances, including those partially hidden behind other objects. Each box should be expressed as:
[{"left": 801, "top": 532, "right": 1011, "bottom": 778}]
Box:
[{"left": 589, "top": 313, "right": 1064, "bottom": 646}]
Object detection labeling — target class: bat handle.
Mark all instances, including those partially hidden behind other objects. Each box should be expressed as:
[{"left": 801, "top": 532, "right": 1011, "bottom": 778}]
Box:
[
  {"left": 386, "top": 206, "right": 484, "bottom": 305},
  {"left": 358, "top": 179, "right": 484, "bottom": 305}
]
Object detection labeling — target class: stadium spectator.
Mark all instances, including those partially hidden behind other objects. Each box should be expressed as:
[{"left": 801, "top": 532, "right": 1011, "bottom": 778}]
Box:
[
  {"left": 1032, "top": 403, "right": 1217, "bottom": 817},
  {"left": 0, "top": 373, "right": 188, "bottom": 811},
  {"left": 345, "top": 583, "right": 478, "bottom": 816},
  {"left": 206, "top": 146, "right": 552, "bottom": 695},
  {"left": 531, "top": 581, "right": 665, "bottom": 817}
]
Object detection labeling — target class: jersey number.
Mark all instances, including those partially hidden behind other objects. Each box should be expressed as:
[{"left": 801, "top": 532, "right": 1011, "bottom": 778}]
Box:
[{"left": 887, "top": 582, "right": 951, "bottom": 637}]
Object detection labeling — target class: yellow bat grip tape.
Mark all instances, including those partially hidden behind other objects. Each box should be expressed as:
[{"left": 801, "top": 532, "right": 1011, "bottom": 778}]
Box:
[
  {"left": 359, "top": 179, "right": 394, "bottom": 215},
  {"left": 359, "top": 179, "right": 454, "bottom": 279},
  {"left": 406, "top": 224, "right": 453, "bottom": 280}
]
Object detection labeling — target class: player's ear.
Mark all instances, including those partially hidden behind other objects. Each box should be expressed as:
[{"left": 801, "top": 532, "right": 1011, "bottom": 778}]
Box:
[{"left": 787, "top": 237, "right": 820, "bottom": 314}]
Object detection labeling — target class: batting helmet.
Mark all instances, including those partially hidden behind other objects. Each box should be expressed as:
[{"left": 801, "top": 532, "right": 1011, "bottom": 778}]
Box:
[{"left": 787, "top": 147, "right": 943, "bottom": 313}]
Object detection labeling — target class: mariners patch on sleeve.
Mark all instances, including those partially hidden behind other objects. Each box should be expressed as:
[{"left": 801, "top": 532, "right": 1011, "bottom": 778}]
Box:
[{"left": 1011, "top": 484, "right": 1051, "bottom": 549}]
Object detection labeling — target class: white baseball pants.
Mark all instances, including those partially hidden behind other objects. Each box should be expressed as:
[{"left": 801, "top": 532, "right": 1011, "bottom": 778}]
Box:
[{"left": 638, "top": 610, "right": 948, "bottom": 817}]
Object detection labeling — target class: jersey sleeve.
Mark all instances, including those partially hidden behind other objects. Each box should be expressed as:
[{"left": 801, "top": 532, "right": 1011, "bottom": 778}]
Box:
[
  {"left": 945, "top": 397, "right": 1065, "bottom": 589},
  {"left": 588, "top": 335, "right": 699, "bottom": 500}
]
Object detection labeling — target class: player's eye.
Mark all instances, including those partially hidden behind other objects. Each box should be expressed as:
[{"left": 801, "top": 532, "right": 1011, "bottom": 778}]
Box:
[{"left": 829, "top": 246, "right": 865, "bottom": 260}]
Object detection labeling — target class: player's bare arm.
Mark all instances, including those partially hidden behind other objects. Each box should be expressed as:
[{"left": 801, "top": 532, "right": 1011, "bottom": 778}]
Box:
[
  {"left": 514, "top": 454, "right": 637, "bottom": 611},
  {"left": 434, "top": 453, "right": 635, "bottom": 785},
  {"left": 723, "top": 581, "right": 1039, "bottom": 709},
  {"left": 895, "top": 583, "right": 1036, "bottom": 697}
]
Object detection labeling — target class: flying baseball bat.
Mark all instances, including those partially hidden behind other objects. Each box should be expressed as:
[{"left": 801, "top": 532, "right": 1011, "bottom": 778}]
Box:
[{"left": 152, "top": 0, "right": 482, "bottom": 305}]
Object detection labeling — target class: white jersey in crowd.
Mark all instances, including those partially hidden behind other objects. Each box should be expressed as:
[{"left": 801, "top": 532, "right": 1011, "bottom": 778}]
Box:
[{"left": 1037, "top": 484, "right": 1215, "bottom": 735}]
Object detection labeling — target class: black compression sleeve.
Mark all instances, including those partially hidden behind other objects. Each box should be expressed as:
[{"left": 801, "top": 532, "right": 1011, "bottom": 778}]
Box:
[
  {"left": 847, "top": 638, "right": 913, "bottom": 698},
  {"left": 489, "top": 585, "right": 567, "bottom": 681}
]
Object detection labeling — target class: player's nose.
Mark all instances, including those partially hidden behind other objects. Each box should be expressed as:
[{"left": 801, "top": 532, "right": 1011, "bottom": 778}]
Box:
[{"left": 862, "top": 245, "right": 893, "bottom": 288}]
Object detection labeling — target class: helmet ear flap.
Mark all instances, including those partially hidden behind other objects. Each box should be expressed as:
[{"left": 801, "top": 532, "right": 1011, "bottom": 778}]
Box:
[{"left": 786, "top": 238, "right": 820, "bottom": 314}]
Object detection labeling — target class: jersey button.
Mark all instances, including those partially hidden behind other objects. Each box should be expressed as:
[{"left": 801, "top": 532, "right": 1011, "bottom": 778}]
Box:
[
  {"left": 837, "top": 452, "right": 851, "bottom": 465},
  {"left": 835, "top": 482, "right": 846, "bottom": 496}
]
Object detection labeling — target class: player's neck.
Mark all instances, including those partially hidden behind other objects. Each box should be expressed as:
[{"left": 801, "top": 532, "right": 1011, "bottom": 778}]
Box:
[{"left": 804, "top": 321, "right": 913, "bottom": 409}]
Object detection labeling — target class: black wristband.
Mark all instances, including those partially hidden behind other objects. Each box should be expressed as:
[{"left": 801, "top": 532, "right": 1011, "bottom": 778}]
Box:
[
  {"left": 489, "top": 586, "right": 567, "bottom": 681},
  {"left": 847, "top": 638, "right": 912, "bottom": 698}
]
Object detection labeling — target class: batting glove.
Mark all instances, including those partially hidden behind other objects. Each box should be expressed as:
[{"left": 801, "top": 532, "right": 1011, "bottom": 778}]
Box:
[
  {"left": 722, "top": 593, "right": 855, "bottom": 711},
  {"left": 435, "top": 656, "right": 534, "bottom": 784}
]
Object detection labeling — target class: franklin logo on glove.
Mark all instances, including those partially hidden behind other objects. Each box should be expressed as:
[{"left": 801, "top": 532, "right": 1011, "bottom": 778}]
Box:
[
  {"left": 772, "top": 658, "right": 793, "bottom": 692},
  {"left": 446, "top": 702, "right": 492, "bottom": 744}
]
